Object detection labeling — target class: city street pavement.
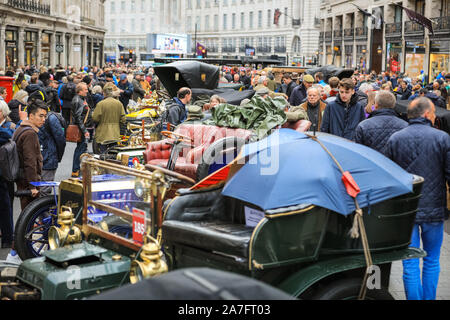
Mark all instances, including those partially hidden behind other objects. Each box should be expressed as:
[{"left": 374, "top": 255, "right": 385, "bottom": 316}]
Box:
[{"left": 1, "top": 142, "right": 449, "bottom": 300}]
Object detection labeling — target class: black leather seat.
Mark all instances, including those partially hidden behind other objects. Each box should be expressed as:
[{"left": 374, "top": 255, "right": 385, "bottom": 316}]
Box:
[{"left": 162, "top": 220, "right": 253, "bottom": 258}]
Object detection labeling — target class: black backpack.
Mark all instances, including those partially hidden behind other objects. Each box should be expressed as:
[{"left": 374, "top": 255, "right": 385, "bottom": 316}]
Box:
[
  {"left": 0, "top": 127, "right": 33, "bottom": 182},
  {"left": 62, "top": 83, "right": 76, "bottom": 101}
]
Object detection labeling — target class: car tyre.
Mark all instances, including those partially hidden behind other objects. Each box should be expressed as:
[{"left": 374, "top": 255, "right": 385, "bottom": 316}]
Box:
[
  {"left": 14, "top": 196, "right": 58, "bottom": 261},
  {"left": 311, "top": 278, "right": 395, "bottom": 300}
]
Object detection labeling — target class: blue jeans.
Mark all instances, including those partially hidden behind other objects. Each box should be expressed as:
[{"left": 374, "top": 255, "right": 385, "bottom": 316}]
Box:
[
  {"left": 72, "top": 140, "right": 87, "bottom": 173},
  {"left": 402, "top": 222, "right": 444, "bottom": 300},
  {"left": 0, "top": 179, "right": 13, "bottom": 244}
]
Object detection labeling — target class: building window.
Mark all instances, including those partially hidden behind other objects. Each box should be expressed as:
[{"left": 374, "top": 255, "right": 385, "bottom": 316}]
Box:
[
  {"left": 415, "top": 0, "right": 425, "bottom": 15},
  {"left": 187, "top": 0, "right": 192, "bottom": 9},
  {"left": 241, "top": 12, "right": 245, "bottom": 29},
  {"left": 267, "top": 9, "right": 271, "bottom": 27},
  {"left": 232, "top": 13, "right": 236, "bottom": 29},
  {"left": 110, "top": 19, "right": 116, "bottom": 33},
  {"left": 131, "top": 0, "right": 136, "bottom": 12},
  {"left": 186, "top": 16, "right": 192, "bottom": 32},
  {"left": 223, "top": 14, "right": 228, "bottom": 30},
  {"left": 121, "top": 1, "right": 125, "bottom": 11},
  {"left": 141, "top": 18, "right": 145, "bottom": 32},
  {"left": 249, "top": 11, "right": 253, "bottom": 29},
  {"left": 141, "top": 0, "right": 145, "bottom": 11},
  {"left": 196, "top": 0, "right": 201, "bottom": 9},
  {"left": 110, "top": 1, "right": 115, "bottom": 13},
  {"left": 284, "top": 7, "right": 288, "bottom": 25},
  {"left": 258, "top": 10, "right": 262, "bottom": 28},
  {"left": 205, "top": 15, "right": 210, "bottom": 31},
  {"left": 223, "top": 0, "right": 228, "bottom": 6},
  {"left": 214, "top": 14, "right": 219, "bottom": 31}
]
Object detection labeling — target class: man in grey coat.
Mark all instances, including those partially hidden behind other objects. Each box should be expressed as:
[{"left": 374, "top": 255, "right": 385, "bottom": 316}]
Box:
[{"left": 132, "top": 72, "right": 146, "bottom": 102}]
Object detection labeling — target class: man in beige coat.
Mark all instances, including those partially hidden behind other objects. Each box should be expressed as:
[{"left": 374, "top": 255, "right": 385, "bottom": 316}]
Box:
[{"left": 92, "top": 83, "right": 126, "bottom": 154}]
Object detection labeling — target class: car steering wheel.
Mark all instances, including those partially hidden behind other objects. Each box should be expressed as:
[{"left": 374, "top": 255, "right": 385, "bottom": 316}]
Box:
[
  {"left": 161, "top": 131, "right": 194, "bottom": 145},
  {"left": 144, "top": 164, "right": 196, "bottom": 186}
]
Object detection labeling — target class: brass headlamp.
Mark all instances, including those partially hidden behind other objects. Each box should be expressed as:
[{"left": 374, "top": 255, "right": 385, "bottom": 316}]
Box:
[
  {"left": 129, "top": 235, "right": 168, "bottom": 284},
  {"left": 48, "top": 206, "right": 82, "bottom": 250}
]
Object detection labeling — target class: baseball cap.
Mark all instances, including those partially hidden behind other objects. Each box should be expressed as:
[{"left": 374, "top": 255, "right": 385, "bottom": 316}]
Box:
[{"left": 120, "top": 74, "right": 127, "bottom": 81}]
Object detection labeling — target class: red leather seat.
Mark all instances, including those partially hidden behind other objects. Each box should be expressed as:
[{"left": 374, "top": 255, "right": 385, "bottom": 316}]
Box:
[
  {"left": 282, "top": 120, "right": 312, "bottom": 132},
  {"left": 143, "top": 124, "right": 253, "bottom": 180}
]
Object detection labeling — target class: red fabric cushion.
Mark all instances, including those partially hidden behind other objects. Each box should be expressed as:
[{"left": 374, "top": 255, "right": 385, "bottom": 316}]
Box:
[{"left": 144, "top": 124, "right": 253, "bottom": 179}]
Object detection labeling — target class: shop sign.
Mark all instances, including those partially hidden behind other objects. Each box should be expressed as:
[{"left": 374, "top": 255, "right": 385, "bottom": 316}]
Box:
[
  {"left": 5, "top": 41, "right": 16, "bottom": 48},
  {"left": 73, "top": 45, "right": 81, "bottom": 52},
  {"left": 25, "top": 41, "right": 34, "bottom": 49}
]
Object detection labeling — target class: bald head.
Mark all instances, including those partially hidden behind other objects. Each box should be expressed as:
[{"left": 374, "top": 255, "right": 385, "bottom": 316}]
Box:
[{"left": 408, "top": 97, "right": 435, "bottom": 123}]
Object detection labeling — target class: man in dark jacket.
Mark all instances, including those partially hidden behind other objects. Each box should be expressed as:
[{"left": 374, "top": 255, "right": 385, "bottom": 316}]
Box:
[
  {"left": 282, "top": 73, "right": 298, "bottom": 100},
  {"left": 239, "top": 70, "right": 251, "bottom": 90},
  {"left": 25, "top": 74, "right": 44, "bottom": 96},
  {"left": 0, "top": 101, "right": 15, "bottom": 248},
  {"left": 132, "top": 72, "right": 146, "bottom": 102},
  {"left": 397, "top": 81, "right": 412, "bottom": 100},
  {"left": 355, "top": 91, "right": 408, "bottom": 155},
  {"left": 386, "top": 97, "right": 450, "bottom": 300},
  {"left": 289, "top": 74, "right": 314, "bottom": 107},
  {"left": 164, "top": 87, "right": 192, "bottom": 127},
  {"left": 61, "top": 75, "right": 77, "bottom": 124},
  {"left": 45, "top": 80, "right": 62, "bottom": 113},
  {"left": 14, "top": 99, "right": 47, "bottom": 211},
  {"left": 70, "top": 83, "right": 92, "bottom": 177},
  {"left": 38, "top": 110, "right": 66, "bottom": 196},
  {"left": 118, "top": 74, "right": 134, "bottom": 113},
  {"left": 320, "top": 78, "right": 366, "bottom": 140}
]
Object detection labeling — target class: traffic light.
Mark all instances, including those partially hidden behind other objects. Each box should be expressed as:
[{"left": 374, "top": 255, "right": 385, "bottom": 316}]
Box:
[{"left": 129, "top": 50, "right": 134, "bottom": 63}]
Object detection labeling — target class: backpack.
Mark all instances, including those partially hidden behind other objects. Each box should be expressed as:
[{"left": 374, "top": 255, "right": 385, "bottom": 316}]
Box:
[
  {"left": 47, "top": 111, "right": 68, "bottom": 132},
  {"left": 62, "top": 83, "right": 76, "bottom": 101},
  {"left": 0, "top": 127, "right": 33, "bottom": 182}
]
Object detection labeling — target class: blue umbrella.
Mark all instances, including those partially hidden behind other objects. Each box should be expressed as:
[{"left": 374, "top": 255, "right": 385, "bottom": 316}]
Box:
[{"left": 222, "top": 129, "right": 414, "bottom": 215}]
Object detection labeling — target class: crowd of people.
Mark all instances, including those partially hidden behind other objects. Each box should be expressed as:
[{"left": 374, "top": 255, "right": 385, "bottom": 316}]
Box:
[{"left": 0, "top": 62, "right": 449, "bottom": 300}]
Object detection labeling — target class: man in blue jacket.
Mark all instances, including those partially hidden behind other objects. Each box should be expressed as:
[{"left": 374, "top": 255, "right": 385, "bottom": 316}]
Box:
[
  {"left": 117, "top": 74, "right": 134, "bottom": 113},
  {"left": 354, "top": 90, "right": 408, "bottom": 156},
  {"left": 386, "top": 97, "right": 450, "bottom": 300},
  {"left": 38, "top": 110, "right": 66, "bottom": 196},
  {"left": 320, "top": 78, "right": 366, "bottom": 140}
]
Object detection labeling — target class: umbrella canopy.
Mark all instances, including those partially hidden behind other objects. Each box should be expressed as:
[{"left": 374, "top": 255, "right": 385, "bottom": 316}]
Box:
[
  {"left": 222, "top": 129, "right": 414, "bottom": 215},
  {"left": 154, "top": 61, "right": 220, "bottom": 97},
  {"left": 306, "top": 65, "right": 354, "bottom": 82}
]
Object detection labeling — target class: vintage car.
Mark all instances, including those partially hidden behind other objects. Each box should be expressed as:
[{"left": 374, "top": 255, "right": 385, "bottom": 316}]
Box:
[{"left": 0, "top": 151, "right": 425, "bottom": 300}]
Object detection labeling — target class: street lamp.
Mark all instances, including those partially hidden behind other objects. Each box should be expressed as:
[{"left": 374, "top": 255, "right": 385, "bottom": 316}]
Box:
[{"left": 377, "top": 46, "right": 382, "bottom": 54}]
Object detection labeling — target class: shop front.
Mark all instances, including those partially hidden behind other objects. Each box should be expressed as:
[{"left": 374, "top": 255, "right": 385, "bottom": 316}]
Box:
[
  {"left": 41, "top": 33, "right": 50, "bottom": 67},
  {"left": 404, "top": 40, "right": 426, "bottom": 79},
  {"left": 25, "top": 30, "right": 38, "bottom": 66},
  {"left": 386, "top": 42, "right": 402, "bottom": 74},
  {"left": 356, "top": 44, "right": 367, "bottom": 73},
  {"left": 429, "top": 40, "right": 450, "bottom": 81},
  {"left": 5, "top": 29, "right": 18, "bottom": 68}
]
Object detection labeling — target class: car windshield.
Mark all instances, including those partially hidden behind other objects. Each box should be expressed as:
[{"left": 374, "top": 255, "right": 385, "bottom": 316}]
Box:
[{"left": 81, "top": 157, "right": 162, "bottom": 251}]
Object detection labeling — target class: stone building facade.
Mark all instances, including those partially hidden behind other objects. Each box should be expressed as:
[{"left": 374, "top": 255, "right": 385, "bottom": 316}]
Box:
[
  {"left": 0, "top": 0, "right": 106, "bottom": 71},
  {"left": 319, "top": 0, "right": 449, "bottom": 79},
  {"left": 183, "top": 0, "right": 321, "bottom": 65}
]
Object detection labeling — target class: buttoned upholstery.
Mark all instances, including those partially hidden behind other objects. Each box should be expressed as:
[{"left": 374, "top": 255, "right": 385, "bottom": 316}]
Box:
[{"left": 143, "top": 124, "right": 253, "bottom": 180}]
